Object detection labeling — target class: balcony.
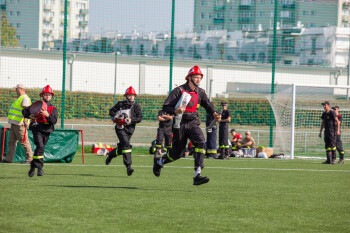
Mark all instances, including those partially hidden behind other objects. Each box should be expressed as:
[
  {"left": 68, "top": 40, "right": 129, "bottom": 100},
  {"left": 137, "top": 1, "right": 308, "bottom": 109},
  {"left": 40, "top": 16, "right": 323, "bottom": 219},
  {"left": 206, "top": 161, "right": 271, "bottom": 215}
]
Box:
[
  {"left": 239, "top": 0, "right": 255, "bottom": 10},
  {"left": 213, "top": 18, "right": 224, "bottom": 24},
  {"left": 43, "top": 4, "right": 54, "bottom": 11},
  {"left": 238, "top": 17, "right": 251, "bottom": 24},
  {"left": 79, "top": 9, "right": 88, "bottom": 15},
  {"left": 42, "top": 29, "right": 53, "bottom": 35},
  {"left": 214, "top": 5, "right": 225, "bottom": 11},
  {"left": 343, "top": 2, "right": 350, "bottom": 9},
  {"left": 282, "top": 3, "right": 295, "bottom": 9},
  {"left": 43, "top": 16, "right": 53, "bottom": 23},
  {"left": 0, "top": 3, "right": 5, "bottom": 10},
  {"left": 79, "top": 20, "right": 88, "bottom": 27}
]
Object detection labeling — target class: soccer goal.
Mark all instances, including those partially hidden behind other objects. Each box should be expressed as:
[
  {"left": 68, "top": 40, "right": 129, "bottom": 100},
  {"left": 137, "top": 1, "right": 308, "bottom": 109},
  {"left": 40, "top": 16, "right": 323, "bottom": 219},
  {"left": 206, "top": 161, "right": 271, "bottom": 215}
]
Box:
[{"left": 266, "top": 84, "right": 350, "bottom": 159}]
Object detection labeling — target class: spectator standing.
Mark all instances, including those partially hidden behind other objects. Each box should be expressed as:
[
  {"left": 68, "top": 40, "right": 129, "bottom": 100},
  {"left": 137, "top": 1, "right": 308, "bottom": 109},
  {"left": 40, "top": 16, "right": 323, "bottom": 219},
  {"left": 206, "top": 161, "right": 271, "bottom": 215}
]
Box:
[
  {"left": 319, "top": 101, "right": 340, "bottom": 164},
  {"left": 5, "top": 84, "right": 33, "bottom": 164},
  {"left": 332, "top": 106, "right": 344, "bottom": 164},
  {"left": 217, "top": 101, "right": 231, "bottom": 160},
  {"left": 155, "top": 110, "right": 173, "bottom": 156}
]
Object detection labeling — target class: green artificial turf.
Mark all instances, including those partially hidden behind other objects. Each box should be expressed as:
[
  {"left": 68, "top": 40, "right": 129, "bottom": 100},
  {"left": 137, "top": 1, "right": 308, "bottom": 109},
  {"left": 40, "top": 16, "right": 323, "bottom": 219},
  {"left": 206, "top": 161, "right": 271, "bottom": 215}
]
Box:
[{"left": 1, "top": 154, "right": 349, "bottom": 233}]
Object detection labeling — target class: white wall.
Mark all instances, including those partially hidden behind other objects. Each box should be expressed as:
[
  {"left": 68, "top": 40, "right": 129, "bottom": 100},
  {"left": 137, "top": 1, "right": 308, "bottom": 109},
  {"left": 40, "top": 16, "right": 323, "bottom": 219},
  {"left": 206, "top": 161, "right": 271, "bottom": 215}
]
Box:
[{"left": 0, "top": 49, "right": 346, "bottom": 97}]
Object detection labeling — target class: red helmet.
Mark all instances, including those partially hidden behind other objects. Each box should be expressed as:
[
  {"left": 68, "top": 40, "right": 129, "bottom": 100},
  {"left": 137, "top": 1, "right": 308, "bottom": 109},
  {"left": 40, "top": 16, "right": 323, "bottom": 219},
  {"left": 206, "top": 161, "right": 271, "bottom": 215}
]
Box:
[
  {"left": 185, "top": 65, "right": 204, "bottom": 80},
  {"left": 40, "top": 85, "right": 54, "bottom": 96},
  {"left": 124, "top": 86, "right": 137, "bottom": 96}
]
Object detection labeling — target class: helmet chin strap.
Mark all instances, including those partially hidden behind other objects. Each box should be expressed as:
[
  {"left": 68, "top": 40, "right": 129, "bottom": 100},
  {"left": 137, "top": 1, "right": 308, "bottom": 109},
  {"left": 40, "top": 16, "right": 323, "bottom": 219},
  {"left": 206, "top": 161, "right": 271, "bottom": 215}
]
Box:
[
  {"left": 126, "top": 96, "right": 134, "bottom": 104},
  {"left": 190, "top": 76, "right": 199, "bottom": 88}
]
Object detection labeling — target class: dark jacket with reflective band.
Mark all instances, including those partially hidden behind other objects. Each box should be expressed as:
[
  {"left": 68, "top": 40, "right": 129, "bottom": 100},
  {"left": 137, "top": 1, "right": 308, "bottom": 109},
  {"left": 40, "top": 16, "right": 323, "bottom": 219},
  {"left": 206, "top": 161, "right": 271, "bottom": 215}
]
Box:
[
  {"left": 109, "top": 100, "right": 142, "bottom": 134},
  {"left": 163, "top": 82, "right": 215, "bottom": 123},
  {"left": 22, "top": 101, "right": 58, "bottom": 133},
  {"left": 321, "top": 110, "right": 337, "bottom": 134}
]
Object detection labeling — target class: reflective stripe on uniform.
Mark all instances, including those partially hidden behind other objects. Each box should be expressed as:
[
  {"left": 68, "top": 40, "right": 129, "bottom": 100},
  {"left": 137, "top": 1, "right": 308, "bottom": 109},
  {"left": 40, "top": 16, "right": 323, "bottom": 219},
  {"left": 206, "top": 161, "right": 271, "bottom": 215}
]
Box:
[
  {"left": 155, "top": 145, "right": 162, "bottom": 148},
  {"left": 225, "top": 145, "right": 230, "bottom": 148},
  {"left": 206, "top": 150, "right": 217, "bottom": 153},
  {"left": 332, "top": 147, "right": 336, "bottom": 151},
  {"left": 167, "top": 153, "right": 174, "bottom": 161},
  {"left": 122, "top": 149, "right": 132, "bottom": 153},
  {"left": 33, "top": 155, "right": 44, "bottom": 159},
  {"left": 219, "top": 145, "right": 225, "bottom": 148},
  {"left": 326, "top": 147, "right": 331, "bottom": 151},
  {"left": 195, "top": 148, "right": 206, "bottom": 154},
  {"left": 340, "top": 151, "right": 345, "bottom": 154}
]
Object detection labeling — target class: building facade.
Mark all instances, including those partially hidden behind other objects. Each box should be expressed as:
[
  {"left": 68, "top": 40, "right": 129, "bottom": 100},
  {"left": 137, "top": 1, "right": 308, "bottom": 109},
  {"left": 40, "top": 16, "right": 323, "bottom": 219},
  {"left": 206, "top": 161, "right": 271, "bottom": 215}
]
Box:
[
  {"left": 194, "top": 0, "right": 349, "bottom": 32},
  {"left": 2, "top": 0, "right": 88, "bottom": 49}
]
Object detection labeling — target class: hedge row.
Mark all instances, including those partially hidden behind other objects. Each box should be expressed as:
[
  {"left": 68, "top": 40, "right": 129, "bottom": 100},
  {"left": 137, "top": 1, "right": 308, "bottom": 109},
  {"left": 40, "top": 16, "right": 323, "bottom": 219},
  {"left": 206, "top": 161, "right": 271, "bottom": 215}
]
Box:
[{"left": 0, "top": 88, "right": 275, "bottom": 126}]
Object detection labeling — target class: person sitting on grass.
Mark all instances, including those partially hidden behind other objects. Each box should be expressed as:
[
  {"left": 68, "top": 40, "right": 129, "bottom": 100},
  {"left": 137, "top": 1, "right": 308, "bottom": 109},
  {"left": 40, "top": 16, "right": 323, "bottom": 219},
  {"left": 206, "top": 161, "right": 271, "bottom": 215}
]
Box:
[{"left": 241, "top": 131, "right": 256, "bottom": 148}]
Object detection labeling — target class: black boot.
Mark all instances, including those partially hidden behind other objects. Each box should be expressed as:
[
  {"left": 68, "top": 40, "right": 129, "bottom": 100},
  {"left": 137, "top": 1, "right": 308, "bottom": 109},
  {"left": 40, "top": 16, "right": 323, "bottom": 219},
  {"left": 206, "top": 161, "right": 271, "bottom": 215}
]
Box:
[
  {"left": 28, "top": 164, "right": 35, "bottom": 177},
  {"left": 105, "top": 149, "right": 117, "bottom": 165},
  {"left": 322, "top": 153, "right": 331, "bottom": 164},
  {"left": 153, "top": 156, "right": 163, "bottom": 177},
  {"left": 339, "top": 153, "right": 344, "bottom": 164},
  {"left": 331, "top": 151, "right": 337, "bottom": 164},
  {"left": 37, "top": 168, "right": 44, "bottom": 176},
  {"left": 127, "top": 167, "right": 134, "bottom": 176},
  {"left": 193, "top": 174, "right": 210, "bottom": 185}
]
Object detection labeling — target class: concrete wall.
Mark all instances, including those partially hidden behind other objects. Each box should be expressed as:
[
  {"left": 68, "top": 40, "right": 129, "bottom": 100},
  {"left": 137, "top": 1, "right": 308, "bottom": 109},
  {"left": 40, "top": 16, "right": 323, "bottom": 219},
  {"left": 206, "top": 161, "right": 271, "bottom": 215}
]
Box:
[{"left": 0, "top": 48, "right": 348, "bottom": 98}]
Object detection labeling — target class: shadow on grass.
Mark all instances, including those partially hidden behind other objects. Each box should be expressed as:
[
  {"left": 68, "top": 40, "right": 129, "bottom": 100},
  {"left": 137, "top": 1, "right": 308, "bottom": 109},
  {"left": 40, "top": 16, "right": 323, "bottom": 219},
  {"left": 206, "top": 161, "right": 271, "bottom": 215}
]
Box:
[
  {"left": 44, "top": 184, "right": 194, "bottom": 192},
  {"left": 46, "top": 173, "right": 95, "bottom": 176},
  {"left": 46, "top": 173, "right": 130, "bottom": 178},
  {"left": 45, "top": 185, "right": 139, "bottom": 190},
  {"left": 0, "top": 177, "right": 22, "bottom": 179}
]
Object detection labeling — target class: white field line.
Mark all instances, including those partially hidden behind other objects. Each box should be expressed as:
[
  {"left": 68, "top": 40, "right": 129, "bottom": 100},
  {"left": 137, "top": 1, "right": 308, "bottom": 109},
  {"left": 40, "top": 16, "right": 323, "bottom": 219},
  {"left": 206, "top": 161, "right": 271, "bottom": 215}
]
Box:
[{"left": 8, "top": 163, "right": 350, "bottom": 173}]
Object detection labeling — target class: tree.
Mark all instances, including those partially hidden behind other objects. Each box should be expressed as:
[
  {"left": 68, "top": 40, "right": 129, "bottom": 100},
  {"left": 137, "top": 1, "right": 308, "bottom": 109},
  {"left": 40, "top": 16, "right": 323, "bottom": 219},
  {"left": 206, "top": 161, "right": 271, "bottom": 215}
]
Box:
[{"left": 1, "top": 17, "right": 19, "bottom": 47}]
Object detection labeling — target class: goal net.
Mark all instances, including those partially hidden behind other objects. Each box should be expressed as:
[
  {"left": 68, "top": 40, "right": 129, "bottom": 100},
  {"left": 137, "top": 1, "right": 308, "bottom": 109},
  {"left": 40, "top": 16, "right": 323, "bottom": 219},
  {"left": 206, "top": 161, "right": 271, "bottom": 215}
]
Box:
[{"left": 266, "top": 84, "right": 349, "bottom": 159}]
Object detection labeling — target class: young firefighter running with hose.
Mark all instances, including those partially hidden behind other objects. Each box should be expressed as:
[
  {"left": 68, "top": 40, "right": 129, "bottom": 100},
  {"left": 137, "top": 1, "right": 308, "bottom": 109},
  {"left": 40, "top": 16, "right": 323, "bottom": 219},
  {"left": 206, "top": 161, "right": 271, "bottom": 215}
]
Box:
[
  {"left": 153, "top": 65, "right": 220, "bottom": 185},
  {"left": 22, "top": 85, "right": 58, "bottom": 177},
  {"left": 105, "top": 86, "right": 142, "bottom": 176}
]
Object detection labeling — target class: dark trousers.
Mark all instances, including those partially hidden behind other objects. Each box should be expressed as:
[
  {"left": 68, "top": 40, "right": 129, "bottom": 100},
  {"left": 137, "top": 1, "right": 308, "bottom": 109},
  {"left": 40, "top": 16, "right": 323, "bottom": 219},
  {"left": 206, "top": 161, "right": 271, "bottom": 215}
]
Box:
[
  {"left": 156, "top": 127, "right": 172, "bottom": 152},
  {"left": 31, "top": 130, "right": 50, "bottom": 169},
  {"left": 206, "top": 127, "right": 217, "bottom": 158},
  {"left": 162, "top": 121, "right": 205, "bottom": 171},
  {"left": 109, "top": 129, "right": 133, "bottom": 168},
  {"left": 219, "top": 124, "right": 229, "bottom": 156},
  {"left": 336, "top": 135, "right": 344, "bottom": 160},
  {"left": 324, "top": 131, "right": 336, "bottom": 162}
]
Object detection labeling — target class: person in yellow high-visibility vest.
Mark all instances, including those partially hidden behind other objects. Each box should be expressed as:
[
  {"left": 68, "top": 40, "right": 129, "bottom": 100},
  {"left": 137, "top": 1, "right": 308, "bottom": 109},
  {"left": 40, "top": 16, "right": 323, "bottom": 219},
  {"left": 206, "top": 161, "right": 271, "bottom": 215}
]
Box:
[{"left": 5, "top": 84, "right": 33, "bottom": 163}]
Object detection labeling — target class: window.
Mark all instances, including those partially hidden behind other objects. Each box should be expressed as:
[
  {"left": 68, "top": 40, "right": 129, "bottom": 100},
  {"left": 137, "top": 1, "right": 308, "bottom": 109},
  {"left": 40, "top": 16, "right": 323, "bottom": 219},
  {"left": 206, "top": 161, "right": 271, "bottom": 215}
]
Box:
[
  {"left": 303, "top": 11, "right": 308, "bottom": 15},
  {"left": 201, "top": 0, "right": 206, "bottom": 6},
  {"left": 310, "top": 23, "right": 315, "bottom": 27},
  {"left": 201, "top": 13, "right": 205, "bottom": 19},
  {"left": 209, "top": 14, "right": 212, "bottom": 18},
  {"left": 16, "top": 23, "right": 20, "bottom": 28},
  {"left": 17, "top": 11, "right": 20, "bottom": 16},
  {"left": 259, "top": 11, "right": 264, "bottom": 17},
  {"left": 16, "top": 35, "right": 20, "bottom": 40},
  {"left": 9, "top": 11, "right": 13, "bottom": 16},
  {"left": 311, "top": 38, "right": 316, "bottom": 55},
  {"left": 311, "top": 10, "right": 316, "bottom": 15}
]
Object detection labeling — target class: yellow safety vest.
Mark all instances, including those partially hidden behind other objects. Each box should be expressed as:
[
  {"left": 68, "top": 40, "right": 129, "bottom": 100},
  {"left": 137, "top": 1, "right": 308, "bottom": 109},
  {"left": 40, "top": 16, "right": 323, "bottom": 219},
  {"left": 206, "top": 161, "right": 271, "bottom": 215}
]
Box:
[{"left": 8, "top": 94, "right": 31, "bottom": 125}]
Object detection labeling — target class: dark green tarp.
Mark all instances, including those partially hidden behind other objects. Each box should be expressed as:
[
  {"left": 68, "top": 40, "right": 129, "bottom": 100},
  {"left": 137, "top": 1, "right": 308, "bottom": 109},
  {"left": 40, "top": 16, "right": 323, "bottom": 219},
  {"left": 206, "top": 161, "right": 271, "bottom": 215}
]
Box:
[{"left": 0, "top": 125, "right": 79, "bottom": 163}]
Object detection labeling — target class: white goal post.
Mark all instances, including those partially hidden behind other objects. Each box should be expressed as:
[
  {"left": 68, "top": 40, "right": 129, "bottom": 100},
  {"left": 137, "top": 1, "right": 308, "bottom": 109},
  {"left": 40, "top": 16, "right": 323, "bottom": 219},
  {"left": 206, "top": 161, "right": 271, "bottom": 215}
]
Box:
[{"left": 267, "top": 83, "right": 350, "bottom": 159}]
